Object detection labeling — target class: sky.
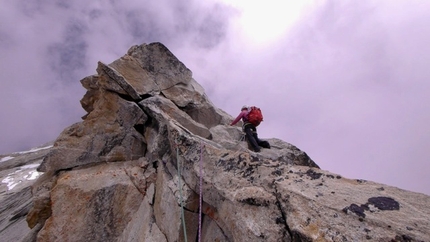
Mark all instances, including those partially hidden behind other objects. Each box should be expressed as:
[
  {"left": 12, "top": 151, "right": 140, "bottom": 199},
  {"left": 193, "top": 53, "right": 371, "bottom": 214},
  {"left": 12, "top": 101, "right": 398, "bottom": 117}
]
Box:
[{"left": 1, "top": 0, "right": 429, "bottom": 196}]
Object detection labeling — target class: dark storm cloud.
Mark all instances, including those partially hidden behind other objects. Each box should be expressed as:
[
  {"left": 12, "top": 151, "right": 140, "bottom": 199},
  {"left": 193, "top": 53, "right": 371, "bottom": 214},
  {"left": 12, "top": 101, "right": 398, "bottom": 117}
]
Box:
[
  {"left": 16, "top": 0, "right": 44, "bottom": 16},
  {"left": 0, "top": 0, "right": 235, "bottom": 155},
  {"left": 47, "top": 20, "right": 88, "bottom": 82},
  {"left": 194, "top": 8, "right": 228, "bottom": 49},
  {"left": 121, "top": 0, "right": 231, "bottom": 49},
  {"left": 126, "top": 10, "right": 168, "bottom": 42}
]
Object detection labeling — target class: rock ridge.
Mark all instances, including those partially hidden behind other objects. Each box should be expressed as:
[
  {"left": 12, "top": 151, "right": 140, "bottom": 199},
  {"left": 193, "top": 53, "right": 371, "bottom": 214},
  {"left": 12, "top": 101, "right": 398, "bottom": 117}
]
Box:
[{"left": 0, "top": 42, "right": 429, "bottom": 241}]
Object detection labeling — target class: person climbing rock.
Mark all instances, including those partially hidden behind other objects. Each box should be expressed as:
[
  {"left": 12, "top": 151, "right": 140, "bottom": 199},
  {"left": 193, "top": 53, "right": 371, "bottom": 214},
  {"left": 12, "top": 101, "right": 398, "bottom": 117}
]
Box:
[{"left": 230, "top": 105, "right": 270, "bottom": 152}]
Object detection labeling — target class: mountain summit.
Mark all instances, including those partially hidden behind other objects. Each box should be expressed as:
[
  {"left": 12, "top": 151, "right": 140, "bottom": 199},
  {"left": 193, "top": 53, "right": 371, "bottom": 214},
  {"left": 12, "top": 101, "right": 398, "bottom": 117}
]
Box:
[{"left": 1, "top": 42, "right": 429, "bottom": 241}]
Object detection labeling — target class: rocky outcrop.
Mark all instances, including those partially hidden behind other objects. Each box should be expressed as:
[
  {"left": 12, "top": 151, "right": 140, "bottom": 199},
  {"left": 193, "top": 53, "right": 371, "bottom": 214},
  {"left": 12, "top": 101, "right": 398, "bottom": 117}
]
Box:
[
  {"left": 0, "top": 143, "right": 52, "bottom": 242},
  {"left": 1, "top": 42, "right": 429, "bottom": 241}
]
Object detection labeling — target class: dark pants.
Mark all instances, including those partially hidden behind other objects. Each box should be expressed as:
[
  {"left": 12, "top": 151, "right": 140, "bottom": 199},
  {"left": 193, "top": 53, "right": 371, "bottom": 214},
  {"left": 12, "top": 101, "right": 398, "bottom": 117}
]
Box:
[{"left": 243, "top": 123, "right": 270, "bottom": 152}]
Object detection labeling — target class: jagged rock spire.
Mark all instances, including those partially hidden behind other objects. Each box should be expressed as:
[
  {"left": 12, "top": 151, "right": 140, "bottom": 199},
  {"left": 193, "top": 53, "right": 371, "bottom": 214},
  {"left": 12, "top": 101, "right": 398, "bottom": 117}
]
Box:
[{"left": 7, "top": 42, "right": 428, "bottom": 241}]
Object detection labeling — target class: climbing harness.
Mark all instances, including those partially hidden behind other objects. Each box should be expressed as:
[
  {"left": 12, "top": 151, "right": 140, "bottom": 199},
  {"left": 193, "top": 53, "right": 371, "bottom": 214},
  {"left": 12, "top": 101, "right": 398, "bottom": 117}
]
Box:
[
  {"left": 240, "top": 124, "right": 247, "bottom": 141},
  {"left": 239, "top": 132, "right": 246, "bottom": 141}
]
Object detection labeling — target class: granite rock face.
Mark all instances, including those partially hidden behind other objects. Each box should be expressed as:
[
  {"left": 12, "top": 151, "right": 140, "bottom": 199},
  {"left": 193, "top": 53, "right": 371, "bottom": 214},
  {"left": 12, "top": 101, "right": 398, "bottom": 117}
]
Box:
[{"left": 1, "top": 42, "right": 429, "bottom": 241}]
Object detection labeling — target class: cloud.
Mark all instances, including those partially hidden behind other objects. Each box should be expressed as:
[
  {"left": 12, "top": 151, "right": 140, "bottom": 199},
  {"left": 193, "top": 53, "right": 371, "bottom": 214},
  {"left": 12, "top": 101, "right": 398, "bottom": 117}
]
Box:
[
  {"left": 185, "top": 0, "right": 430, "bottom": 195},
  {"left": 1, "top": 0, "right": 430, "bottom": 196},
  {"left": 265, "top": 1, "right": 430, "bottom": 194},
  {"left": 0, "top": 0, "right": 233, "bottom": 153}
]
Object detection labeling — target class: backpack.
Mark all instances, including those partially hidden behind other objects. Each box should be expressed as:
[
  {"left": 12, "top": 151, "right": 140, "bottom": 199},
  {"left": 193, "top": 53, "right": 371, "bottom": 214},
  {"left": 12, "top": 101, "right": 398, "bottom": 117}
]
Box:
[{"left": 247, "top": 106, "right": 263, "bottom": 126}]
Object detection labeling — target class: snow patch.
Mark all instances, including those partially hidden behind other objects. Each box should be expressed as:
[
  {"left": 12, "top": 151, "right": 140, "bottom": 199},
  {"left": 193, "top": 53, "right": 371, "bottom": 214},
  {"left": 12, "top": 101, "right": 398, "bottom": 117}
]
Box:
[
  {"left": 21, "top": 164, "right": 40, "bottom": 169},
  {"left": 24, "top": 170, "right": 41, "bottom": 180},
  {"left": 15, "top": 145, "right": 53, "bottom": 155},
  {"left": 1, "top": 156, "right": 14, "bottom": 163},
  {"left": 1, "top": 163, "right": 43, "bottom": 191}
]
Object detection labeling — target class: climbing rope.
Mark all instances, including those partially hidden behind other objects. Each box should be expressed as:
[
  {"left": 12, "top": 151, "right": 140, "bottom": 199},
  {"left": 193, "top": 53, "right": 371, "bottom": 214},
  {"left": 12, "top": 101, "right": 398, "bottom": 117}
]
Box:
[
  {"left": 198, "top": 142, "right": 204, "bottom": 242},
  {"left": 175, "top": 138, "right": 206, "bottom": 242},
  {"left": 176, "top": 140, "right": 188, "bottom": 242}
]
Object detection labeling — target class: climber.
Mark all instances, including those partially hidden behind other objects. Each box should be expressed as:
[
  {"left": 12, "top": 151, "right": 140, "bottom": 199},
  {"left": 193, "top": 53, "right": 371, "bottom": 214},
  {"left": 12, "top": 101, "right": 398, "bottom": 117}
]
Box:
[{"left": 230, "top": 105, "right": 270, "bottom": 152}]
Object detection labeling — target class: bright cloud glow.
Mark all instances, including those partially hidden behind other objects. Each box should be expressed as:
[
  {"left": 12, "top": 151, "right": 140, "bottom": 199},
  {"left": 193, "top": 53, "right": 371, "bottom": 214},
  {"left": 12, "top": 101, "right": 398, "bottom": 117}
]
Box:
[{"left": 222, "top": 0, "right": 315, "bottom": 46}]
